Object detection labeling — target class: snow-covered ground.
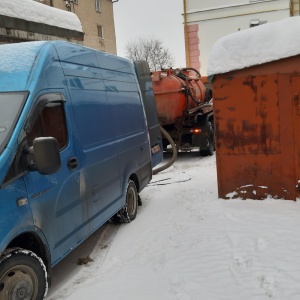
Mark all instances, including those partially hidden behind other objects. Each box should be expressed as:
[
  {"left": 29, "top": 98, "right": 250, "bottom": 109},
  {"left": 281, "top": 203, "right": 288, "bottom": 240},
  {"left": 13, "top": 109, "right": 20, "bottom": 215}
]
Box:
[{"left": 46, "top": 153, "right": 300, "bottom": 300}]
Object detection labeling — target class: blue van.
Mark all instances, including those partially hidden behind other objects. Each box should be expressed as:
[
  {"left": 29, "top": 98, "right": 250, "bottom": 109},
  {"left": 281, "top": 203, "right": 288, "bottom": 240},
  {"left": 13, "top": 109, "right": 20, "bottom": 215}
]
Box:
[{"left": 0, "top": 41, "right": 162, "bottom": 299}]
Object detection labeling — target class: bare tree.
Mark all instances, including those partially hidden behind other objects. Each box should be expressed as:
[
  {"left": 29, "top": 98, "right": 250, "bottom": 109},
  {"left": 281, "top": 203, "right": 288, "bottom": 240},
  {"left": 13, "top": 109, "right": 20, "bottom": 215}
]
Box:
[{"left": 125, "top": 36, "right": 175, "bottom": 71}]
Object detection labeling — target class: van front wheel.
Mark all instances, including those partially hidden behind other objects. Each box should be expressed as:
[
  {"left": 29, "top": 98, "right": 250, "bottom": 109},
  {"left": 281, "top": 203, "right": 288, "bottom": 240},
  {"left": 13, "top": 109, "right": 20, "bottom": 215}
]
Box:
[{"left": 0, "top": 249, "right": 48, "bottom": 300}]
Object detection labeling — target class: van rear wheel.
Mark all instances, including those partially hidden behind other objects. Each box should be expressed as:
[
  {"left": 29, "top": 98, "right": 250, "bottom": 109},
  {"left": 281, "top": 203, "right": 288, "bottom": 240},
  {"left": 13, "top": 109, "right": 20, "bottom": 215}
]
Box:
[
  {"left": 110, "top": 180, "right": 138, "bottom": 223},
  {"left": 0, "top": 249, "right": 48, "bottom": 300}
]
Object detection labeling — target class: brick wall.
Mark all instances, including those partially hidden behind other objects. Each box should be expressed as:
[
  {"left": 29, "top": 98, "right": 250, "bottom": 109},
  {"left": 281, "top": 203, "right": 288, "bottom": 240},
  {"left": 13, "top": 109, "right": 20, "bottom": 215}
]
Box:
[{"left": 187, "top": 24, "right": 200, "bottom": 71}]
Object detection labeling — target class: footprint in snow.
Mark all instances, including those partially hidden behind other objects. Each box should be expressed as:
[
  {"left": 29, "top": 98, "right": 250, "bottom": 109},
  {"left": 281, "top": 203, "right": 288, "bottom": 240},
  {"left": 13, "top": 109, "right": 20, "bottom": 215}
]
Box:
[
  {"left": 255, "top": 238, "right": 267, "bottom": 252},
  {"left": 259, "top": 275, "right": 279, "bottom": 298}
]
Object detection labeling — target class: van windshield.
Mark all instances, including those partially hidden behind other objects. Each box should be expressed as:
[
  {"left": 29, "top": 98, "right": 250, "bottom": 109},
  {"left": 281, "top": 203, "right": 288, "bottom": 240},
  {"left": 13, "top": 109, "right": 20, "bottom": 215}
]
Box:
[{"left": 0, "top": 92, "right": 28, "bottom": 154}]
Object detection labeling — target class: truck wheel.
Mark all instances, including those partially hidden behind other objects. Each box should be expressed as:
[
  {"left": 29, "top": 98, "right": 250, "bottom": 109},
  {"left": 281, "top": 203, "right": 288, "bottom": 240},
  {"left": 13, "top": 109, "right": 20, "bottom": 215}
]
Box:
[
  {"left": 110, "top": 180, "right": 138, "bottom": 223},
  {"left": 200, "top": 121, "right": 214, "bottom": 156},
  {"left": 0, "top": 249, "right": 48, "bottom": 300}
]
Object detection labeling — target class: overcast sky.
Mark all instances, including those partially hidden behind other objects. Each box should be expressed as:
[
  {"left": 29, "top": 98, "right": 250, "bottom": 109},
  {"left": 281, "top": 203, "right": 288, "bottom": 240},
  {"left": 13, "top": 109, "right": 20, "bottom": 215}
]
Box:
[{"left": 113, "top": 0, "right": 186, "bottom": 67}]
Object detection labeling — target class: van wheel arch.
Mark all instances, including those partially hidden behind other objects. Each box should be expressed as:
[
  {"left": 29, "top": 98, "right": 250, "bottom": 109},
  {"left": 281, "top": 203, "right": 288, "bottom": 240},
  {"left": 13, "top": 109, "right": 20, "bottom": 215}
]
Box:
[
  {"left": 129, "top": 174, "right": 140, "bottom": 193},
  {"left": 6, "top": 231, "right": 51, "bottom": 285}
]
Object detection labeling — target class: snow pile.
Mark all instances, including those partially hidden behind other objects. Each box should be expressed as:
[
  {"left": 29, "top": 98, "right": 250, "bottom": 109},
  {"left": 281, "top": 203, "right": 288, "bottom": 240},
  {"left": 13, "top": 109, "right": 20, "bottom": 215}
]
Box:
[
  {"left": 47, "top": 154, "right": 300, "bottom": 300},
  {"left": 0, "top": 0, "right": 82, "bottom": 32},
  {"left": 208, "top": 17, "right": 300, "bottom": 76}
]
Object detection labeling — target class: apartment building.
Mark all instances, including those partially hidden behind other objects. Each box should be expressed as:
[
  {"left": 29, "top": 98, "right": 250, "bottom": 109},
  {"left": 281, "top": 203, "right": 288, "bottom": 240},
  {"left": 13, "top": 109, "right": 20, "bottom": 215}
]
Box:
[
  {"left": 184, "top": 0, "right": 293, "bottom": 75},
  {"left": 34, "top": 0, "right": 117, "bottom": 54}
]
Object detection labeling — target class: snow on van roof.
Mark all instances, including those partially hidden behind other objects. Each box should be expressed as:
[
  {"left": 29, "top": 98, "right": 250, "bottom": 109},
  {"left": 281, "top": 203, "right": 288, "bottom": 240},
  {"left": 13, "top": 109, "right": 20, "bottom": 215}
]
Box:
[
  {"left": 207, "top": 17, "right": 300, "bottom": 76},
  {"left": 0, "top": 41, "right": 45, "bottom": 73},
  {"left": 1, "top": 0, "right": 82, "bottom": 32}
]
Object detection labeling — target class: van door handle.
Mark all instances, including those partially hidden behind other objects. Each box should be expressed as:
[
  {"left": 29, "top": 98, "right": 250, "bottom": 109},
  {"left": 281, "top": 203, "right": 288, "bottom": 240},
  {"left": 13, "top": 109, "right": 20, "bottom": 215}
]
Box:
[{"left": 68, "top": 157, "right": 78, "bottom": 170}]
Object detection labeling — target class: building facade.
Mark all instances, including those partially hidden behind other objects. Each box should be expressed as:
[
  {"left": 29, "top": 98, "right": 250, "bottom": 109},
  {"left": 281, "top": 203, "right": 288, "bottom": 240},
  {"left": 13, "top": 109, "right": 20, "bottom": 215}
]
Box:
[
  {"left": 184, "top": 0, "right": 292, "bottom": 76},
  {"left": 35, "top": 0, "right": 117, "bottom": 54}
]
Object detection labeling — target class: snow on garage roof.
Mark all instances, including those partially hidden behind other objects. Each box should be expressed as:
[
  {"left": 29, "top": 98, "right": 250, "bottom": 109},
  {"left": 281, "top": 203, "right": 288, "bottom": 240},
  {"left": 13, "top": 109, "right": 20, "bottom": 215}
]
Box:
[
  {"left": 0, "top": 0, "right": 82, "bottom": 32},
  {"left": 207, "top": 17, "right": 300, "bottom": 76}
]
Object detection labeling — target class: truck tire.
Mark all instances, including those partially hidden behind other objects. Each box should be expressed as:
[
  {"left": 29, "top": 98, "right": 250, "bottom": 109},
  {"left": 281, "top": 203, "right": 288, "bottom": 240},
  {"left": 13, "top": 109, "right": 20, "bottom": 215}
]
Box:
[
  {"left": 110, "top": 180, "right": 138, "bottom": 223},
  {"left": 0, "top": 249, "right": 48, "bottom": 300},
  {"left": 200, "top": 121, "right": 214, "bottom": 156}
]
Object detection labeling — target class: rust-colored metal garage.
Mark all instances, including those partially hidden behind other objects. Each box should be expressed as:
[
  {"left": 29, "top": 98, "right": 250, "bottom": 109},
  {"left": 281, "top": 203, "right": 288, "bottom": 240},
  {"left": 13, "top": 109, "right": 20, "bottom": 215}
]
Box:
[{"left": 208, "top": 17, "right": 300, "bottom": 200}]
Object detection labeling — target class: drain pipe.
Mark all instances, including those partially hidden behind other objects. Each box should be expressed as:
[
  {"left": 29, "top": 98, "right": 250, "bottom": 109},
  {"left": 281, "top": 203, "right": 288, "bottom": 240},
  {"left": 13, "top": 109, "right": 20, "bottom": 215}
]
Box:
[{"left": 153, "top": 126, "right": 177, "bottom": 175}]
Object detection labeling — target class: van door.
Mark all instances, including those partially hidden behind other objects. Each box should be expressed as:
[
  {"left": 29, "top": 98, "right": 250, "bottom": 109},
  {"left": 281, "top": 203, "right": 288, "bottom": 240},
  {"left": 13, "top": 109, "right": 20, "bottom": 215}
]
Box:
[
  {"left": 23, "top": 92, "right": 88, "bottom": 265},
  {"left": 62, "top": 73, "right": 122, "bottom": 233}
]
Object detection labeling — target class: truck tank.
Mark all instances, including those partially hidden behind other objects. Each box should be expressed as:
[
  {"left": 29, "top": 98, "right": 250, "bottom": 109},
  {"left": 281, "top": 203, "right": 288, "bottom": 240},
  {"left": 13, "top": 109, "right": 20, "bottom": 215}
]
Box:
[
  {"left": 151, "top": 68, "right": 214, "bottom": 155},
  {"left": 152, "top": 68, "right": 206, "bottom": 125}
]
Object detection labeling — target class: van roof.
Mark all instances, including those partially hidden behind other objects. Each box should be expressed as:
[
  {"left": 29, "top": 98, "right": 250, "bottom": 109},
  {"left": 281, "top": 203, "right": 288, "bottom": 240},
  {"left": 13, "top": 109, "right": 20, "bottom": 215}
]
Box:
[
  {"left": 0, "top": 41, "right": 133, "bottom": 92},
  {"left": 0, "top": 41, "right": 47, "bottom": 91}
]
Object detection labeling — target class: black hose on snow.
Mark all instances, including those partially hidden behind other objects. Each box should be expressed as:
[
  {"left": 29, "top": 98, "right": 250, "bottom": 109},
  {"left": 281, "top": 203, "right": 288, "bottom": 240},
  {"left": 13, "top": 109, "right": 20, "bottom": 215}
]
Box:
[{"left": 153, "top": 126, "right": 177, "bottom": 175}]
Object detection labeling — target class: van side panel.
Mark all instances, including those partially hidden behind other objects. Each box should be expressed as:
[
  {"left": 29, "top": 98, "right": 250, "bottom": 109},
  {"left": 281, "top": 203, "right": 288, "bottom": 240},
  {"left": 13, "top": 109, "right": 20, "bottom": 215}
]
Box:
[
  {"left": 60, "top": 63, "right": 122, "bottom": 233},
  {"left": 57, "top": 45, "right": 152, "bottom": 232},
  {"left": 95, "top": 52, "right": 152, "bottom": 191},
  {"left": 101, "top": 68, "right": 152, "bottom": 193}
]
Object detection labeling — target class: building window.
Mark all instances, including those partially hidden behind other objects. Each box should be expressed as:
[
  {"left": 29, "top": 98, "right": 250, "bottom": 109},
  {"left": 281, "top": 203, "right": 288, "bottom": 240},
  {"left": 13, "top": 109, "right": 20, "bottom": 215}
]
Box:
[
  {"left": 96, "top": 0, "right": 101, "bottom": 12},
  {"left": 97, "top": 25, "right": 104, "bottom": 39}
]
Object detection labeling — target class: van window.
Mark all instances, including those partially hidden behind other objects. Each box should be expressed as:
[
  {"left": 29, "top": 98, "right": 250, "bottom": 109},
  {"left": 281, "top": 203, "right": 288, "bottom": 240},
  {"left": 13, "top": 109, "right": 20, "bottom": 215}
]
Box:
[
  {"left": 2, "top": 101, "right": 68, "bottom": 186},
  {"left": 0, "top": 92, "right": 28, "bottom": 155},
  {"left": 26, "top": 102, "right": 68, "bottom": 150}
]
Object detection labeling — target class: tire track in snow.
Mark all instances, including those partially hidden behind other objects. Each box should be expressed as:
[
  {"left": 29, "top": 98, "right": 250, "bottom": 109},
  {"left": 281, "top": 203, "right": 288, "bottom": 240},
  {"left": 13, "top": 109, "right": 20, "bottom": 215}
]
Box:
[{"left": 46, "top": 223, "right": 120, "bottom": 299}]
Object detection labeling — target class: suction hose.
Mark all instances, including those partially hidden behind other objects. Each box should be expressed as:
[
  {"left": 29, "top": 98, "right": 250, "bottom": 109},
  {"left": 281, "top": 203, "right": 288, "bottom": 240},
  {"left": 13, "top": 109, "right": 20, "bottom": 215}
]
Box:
[{"left": 153, "top": 126, "right": 177, "bottom": 175}]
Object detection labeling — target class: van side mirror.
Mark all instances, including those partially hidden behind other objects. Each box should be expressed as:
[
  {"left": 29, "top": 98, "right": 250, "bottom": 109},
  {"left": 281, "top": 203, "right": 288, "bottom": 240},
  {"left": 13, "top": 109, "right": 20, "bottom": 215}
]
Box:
[{"left": 32, "top": 137, "right": 61, "bottom": 175}]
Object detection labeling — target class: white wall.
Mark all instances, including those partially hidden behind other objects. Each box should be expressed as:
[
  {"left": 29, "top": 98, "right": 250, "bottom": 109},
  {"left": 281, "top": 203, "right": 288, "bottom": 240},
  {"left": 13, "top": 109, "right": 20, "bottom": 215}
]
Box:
[{"left": 186, "top": 0, "right": 290, "bottom": 75}]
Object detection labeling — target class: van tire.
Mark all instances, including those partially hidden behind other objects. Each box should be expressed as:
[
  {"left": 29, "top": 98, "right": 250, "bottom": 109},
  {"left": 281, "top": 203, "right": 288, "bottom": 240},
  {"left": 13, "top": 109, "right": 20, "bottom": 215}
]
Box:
[
  {"left": 0, "top": 249, "right": 48, "bottom": 300},
  {"left": 110, "top": 180, "right": 138, "bottom": 223}
]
